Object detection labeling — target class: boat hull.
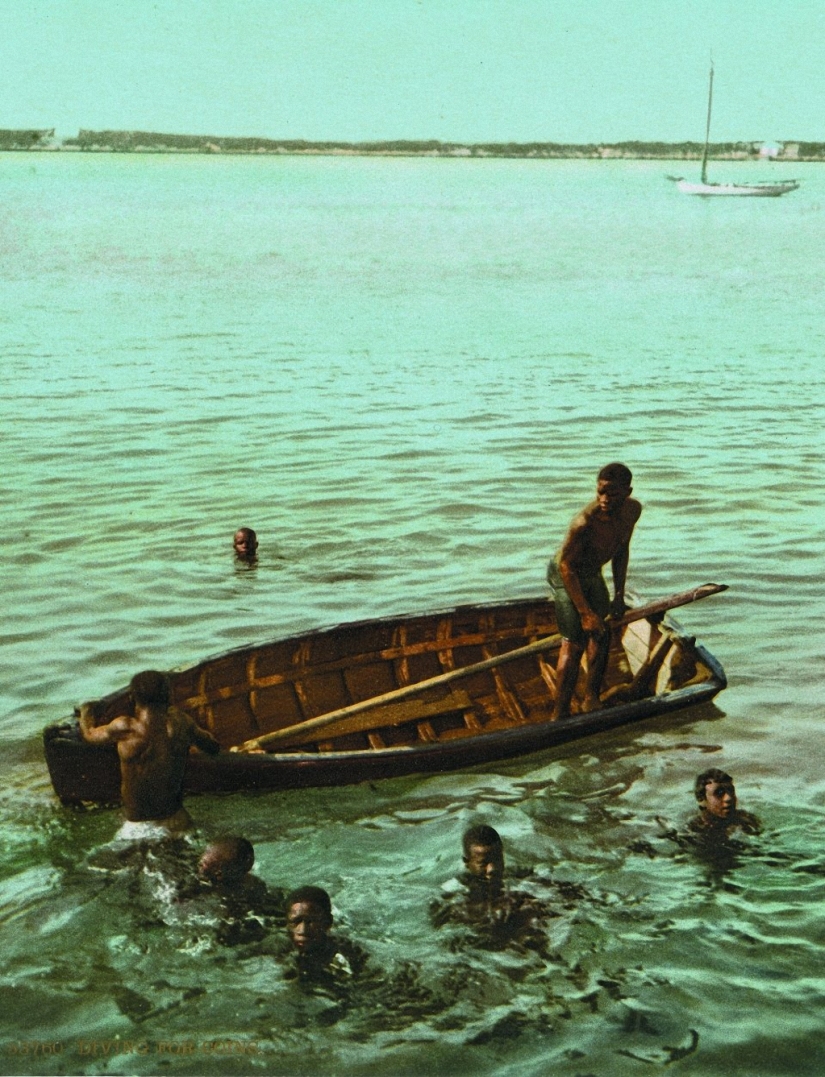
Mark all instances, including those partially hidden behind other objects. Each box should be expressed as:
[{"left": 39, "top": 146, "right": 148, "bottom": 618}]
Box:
[
  {"left": 676, "top": 179, "right": 800, "bottom": 197},
  {"left": 43, "top": 596, "right": 727, "bottom": 805}
]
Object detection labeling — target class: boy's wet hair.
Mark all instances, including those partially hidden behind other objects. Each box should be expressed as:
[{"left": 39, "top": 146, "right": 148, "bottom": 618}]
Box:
[
  {"left": 129, "top": 670, "right": 170, "bottom": 709},
  {"left": 597, "top": 462, "right": 633, "bottom": 486},
  {"left": 285, "top": 885, "right": 332, "bottom": 919},
  {"left": 201, "top": 836, "right": 254, "bottom": 883},
  {"left": 694, "top": 768, "right": 733, "bottom": 802},
  {"left": 462, "top": 825, "right": 503, "bottom": 855}
]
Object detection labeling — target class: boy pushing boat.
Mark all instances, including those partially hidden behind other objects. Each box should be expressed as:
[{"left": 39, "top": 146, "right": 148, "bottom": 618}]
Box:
[{"left": 78, "top": 670, "right": 221, "bottom": 838}]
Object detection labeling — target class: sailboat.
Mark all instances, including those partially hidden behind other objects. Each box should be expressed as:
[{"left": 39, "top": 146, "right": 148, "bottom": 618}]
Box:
[{"left": 671, "top": 64, "right": 800, "bottom": 197}]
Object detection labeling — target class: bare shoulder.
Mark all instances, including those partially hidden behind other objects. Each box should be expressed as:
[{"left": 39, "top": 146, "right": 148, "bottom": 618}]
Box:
[
  {"left": 559, "top": 504, "right": 599, "bottom": 560},
  {"left": 104, "top": 715, "right": 134, "bottom": 738},
  {"left": 167, "top": 706, "right": 195, "bottom": 731},
  {"left": 567, "top": 501, "right": 599, "bottom": 536},
  {"left": 626, "top": 497, "right": 643, "bottom": 522},
  {"left": 619, "top": 499, "right": 642, "bottom": 533},
  {"left": 579, "top": 499, "right": 601, "bottom": 524},
  {"left": 79, "top": 709, "right": 133, "bottom": 744}
]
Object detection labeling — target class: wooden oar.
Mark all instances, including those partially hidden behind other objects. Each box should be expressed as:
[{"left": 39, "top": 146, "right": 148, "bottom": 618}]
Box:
[
  {"left": 235, "top": 583, "right": 727, "bottom": 753},
  {"left": 249, "top": 690, "right": 475, "bottom": 752}
]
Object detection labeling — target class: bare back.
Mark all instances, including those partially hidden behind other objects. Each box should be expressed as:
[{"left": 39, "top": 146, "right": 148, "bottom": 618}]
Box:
[
  {"left": 116, "top": 709, "right": 199, "bottom": 821},
  {"left": 80, "top": 703, "right": 220, "bottom": 822}
]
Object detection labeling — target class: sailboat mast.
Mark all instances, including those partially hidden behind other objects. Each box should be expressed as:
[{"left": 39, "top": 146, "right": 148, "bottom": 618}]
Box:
[{"left": 700, "top": 63, "right": 714, "bottom": 185}]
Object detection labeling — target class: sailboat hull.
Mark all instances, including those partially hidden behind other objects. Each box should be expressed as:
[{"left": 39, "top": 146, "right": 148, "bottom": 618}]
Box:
[{"left": 676, "top": 178, "right": 800, "bottom": 197}]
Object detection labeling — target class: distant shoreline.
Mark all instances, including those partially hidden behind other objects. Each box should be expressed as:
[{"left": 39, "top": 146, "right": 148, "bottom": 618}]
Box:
[{"left": 2, "top": 129, "right": 823, "bottom": 160}]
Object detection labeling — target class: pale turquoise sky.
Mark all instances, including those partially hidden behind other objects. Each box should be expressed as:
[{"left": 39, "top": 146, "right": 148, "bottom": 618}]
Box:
[{"left": 1, "top": 1, "right": 824, "bottom": 142}]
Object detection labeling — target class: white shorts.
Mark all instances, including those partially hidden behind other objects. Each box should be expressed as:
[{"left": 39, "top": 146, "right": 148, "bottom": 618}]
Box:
[{"left": 114, "top": 807, "right": 194, "bottom": 842}]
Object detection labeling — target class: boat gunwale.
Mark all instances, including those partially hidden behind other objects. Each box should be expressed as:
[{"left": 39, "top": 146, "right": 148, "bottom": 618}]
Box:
[
  {"left": 51, "top": 593, "right": 718, "bottom": 724},
  {"left": 42, "top": 599, "right": 727, "bottom": 802},
  {"left": 44, "top": 612, "right": 725, "bottom": 755},
  {"left": 175, "top": 593, "right": 559, "bottom": 668}
]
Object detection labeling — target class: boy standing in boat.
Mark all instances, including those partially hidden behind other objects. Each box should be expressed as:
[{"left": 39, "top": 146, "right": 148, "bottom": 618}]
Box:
[
  {"left": 78, "top": 670, "right": 221, "bottom": 837},
  {"left": 548, "top": 463, "right": 642, "bottom": 719}
]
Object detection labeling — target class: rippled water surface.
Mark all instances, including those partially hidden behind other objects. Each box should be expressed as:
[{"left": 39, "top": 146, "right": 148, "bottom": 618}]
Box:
[{"left": 1, "top": 153, "right": 824, "bottom": 1076}]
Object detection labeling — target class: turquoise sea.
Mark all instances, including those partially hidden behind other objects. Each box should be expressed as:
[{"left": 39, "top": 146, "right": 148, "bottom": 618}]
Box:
[{"left": 1, "top": 152, "right": 824, "bottom": 1076}]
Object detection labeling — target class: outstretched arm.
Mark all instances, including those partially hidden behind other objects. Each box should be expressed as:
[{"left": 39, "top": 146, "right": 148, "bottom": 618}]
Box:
[
  {"left": 188, "top": 717, "right": 222, "bottom": 755},
  {"left": 77, "top": 703, "right": 130, "bottom": 746}
]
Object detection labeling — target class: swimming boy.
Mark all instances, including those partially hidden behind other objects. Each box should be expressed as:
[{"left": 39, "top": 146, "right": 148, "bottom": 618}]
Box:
[
  {"left": 689, "top": 769, "right": 761, "bottom": 837},
  {"left": 548, "top": 462, "right": 642, "bottom": 719},
  {"left": 431, "top": 826, "right": 551, "bottom": 952},
  {"left": 197, "top": 836, "right": 285, "bottom": 944},
  {"left": 233, "top": 527, "right": 258, "bottom": 561},
  {"left": 78, "top": 670, "right": 221, "bottom": 837},
  {"left": 199, "top": 836, "right": 257, "bottom": 890},
  {"left": 461, "top": 824, "right": 506, "bottom": 899},
  {"left": 284, "top": 886, "right": 368, "bottom": 985}
]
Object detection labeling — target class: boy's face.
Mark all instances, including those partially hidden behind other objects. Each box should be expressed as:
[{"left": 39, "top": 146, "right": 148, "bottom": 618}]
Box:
[
  {"left": 199, "top": 850, "right": 247, "bottom": 887},
  {"left": 700, "top": 779, "right": 737, "bottom": 819},
  {"left": 198, "top": 851, "right": 222, "bottom": 884},
  {"left": 287, "top": 901, "right": 331, "bottom": 955},
  {"left": 464, "top": 842, "right": 504, "bottom": 886},
  {"left": 233, "top": 530, "right": 257, "bottom": 558},
  {"left": 596, "top": 479, "right": 631, "bottom": 517}
]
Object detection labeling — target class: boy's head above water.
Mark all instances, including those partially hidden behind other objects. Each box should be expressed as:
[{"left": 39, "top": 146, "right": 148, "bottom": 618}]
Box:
[
  {"left": 285, "top": 886, "right": 333, "bottom": 956},
  {"left": 233, "top": 527, "right": 258, "bottom": 560},
  {"left": 462, "top": 825, "right": 505, "bottom": 886},
  {"left": 694, "top": 768, "right": 737, "bottom": 819},
  {"left": 199, "top": 836, "right": 255, "bottom": 887}
]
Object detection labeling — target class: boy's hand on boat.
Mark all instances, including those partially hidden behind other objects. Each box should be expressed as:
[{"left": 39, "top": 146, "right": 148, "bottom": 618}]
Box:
[
  {"left": 610, "top": 596, "right": 629, "bottom": 618},
  {"left": 581, "top": 610, "right": 606, "bottom": 635}
]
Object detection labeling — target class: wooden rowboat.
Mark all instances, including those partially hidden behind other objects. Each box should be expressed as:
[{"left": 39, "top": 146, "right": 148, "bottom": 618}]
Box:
[{"left": 43, "top": 586, "right": 727, "bottom": 806}]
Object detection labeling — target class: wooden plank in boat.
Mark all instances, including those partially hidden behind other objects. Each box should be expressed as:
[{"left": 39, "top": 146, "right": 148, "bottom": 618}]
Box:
[{"left": 267, "top": 689, "right": 474, "bottom": 750}]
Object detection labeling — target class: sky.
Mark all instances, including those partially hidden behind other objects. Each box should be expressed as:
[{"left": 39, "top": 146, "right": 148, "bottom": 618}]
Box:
[{"left": 1, "top": 1, "right": 824, "bottom": 144}]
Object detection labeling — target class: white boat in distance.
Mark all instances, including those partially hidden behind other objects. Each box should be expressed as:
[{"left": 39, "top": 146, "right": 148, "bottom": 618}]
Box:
[
  {"left": 675, "top": 177, "right": 799, "bottom": 197},
  {"left": 670, "top": 64, "right": 800, "bottom": 197}
]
